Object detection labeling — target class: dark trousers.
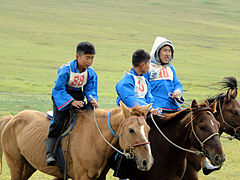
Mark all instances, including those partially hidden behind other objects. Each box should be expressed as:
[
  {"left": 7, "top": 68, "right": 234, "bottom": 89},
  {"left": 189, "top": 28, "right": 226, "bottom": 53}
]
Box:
[
  {"left": 48, "top": 89, "right": 85, "bottom": 139},
  {"left": 47, "top": 89, "right": 94, "bottom": 139},
  {"left": 48, "top": 100, "right": 70, "bottom": 139}
]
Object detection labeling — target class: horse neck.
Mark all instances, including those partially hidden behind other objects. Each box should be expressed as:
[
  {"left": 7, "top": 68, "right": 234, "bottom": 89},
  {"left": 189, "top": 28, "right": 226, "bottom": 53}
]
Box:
[
  {"left": 213, "top": 100, "right": 225, "bottom": 135},
  {"left": 155, "top": 115, "right": 192, "bottom": 151},
  {"left": 149, "top": 117, "right": 192, "bottom": 173},
  {"left": 169, "top": 119, "right": 192, "bottom": 148},
  {"left": 213, "top": 112, "right": 224, "bottom": 135}
]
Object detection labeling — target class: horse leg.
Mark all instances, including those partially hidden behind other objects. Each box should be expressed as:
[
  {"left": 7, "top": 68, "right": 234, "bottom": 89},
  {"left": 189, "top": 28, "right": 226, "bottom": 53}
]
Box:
[
  {"left": 182, "top": 153, "right": 203, "bottom": 180},
  {"left": 21, "top": 158, "right": 37, "bottom": 179},
  {"left": 182, "top": 162, "right": 199, "bottom": 180},
  {"left": 2, "top": 126, "right": 25, "bottom": 180},
  {"left": 96, "top": 164, "right": 111, "bottom": 180},
  {"left": 4, "top": 151, "right": 24, "bottom": 180}
]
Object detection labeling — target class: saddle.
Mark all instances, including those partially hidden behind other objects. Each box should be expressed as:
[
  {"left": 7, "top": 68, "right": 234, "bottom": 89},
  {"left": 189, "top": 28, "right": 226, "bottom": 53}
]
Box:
[{"left": 46, "top": 110, "right": 78, "bottom": 177}]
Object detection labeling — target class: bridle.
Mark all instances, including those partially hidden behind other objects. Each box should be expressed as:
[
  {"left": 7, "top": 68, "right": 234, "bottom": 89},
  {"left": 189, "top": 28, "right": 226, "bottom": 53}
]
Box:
[
  {"left": 218, "top": 100, "right": 240, "bottom": 140},
  {"left": 93, "top": 107, "right": 150, "bottom": 159},
  {"left": 150, "top": 109, "right": 219, "bottom": 156},
  {"left": 189, "top": 110, "right": 219, "bottom": 157}
]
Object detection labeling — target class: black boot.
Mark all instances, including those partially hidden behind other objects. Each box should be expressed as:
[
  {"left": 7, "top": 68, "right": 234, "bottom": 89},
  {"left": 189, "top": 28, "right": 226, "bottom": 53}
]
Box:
[{"left": 45, "top": 138, "right": 57, "bottom": 166}]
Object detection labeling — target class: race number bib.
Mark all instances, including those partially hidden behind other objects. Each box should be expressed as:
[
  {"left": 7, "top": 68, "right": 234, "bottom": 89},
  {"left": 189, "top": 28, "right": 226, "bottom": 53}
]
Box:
[
  {"left": 67, "top": 70, "right": 88, "bottom": 88},
  {"left": 149, "top": 63, "right": 173, "bottom": 81},
  {"left": 133, "top": 76, "right": 147, "bottom": 98}
]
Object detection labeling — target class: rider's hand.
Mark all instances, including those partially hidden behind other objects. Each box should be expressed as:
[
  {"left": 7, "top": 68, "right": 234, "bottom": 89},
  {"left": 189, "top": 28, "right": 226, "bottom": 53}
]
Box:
[
  {"left": 150, "top": 108, "right": 159, "bottom": 115},
  {"left": 71, "top": 100, "right": 85, "bottom": 108},
  {"left": 90, "top": 99, "right": 99, "bottom": 108},
  {"left": 172, "top": 89, "right": 182, "bottom": 100}
]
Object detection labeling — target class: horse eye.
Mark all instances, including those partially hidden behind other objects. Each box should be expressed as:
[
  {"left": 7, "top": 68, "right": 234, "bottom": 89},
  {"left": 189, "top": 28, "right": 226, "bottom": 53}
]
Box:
[
  {"left": 199, "top": 126, "right": 205, "bottom": 131},
  {"left": 129, "top": 128, "right": 135, "bottom": 134},
  {"left": 232, "top": 111, "right": 238, "bottom": 116}
]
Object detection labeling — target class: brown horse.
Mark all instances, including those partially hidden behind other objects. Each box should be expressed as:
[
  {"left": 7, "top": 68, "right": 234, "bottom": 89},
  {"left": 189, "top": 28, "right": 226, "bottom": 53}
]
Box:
[
  {"left": 183, "top": 77, "right": 240, "bottom": 180},
  {"left": 97, "top": 99, "right": 225, "bottom": 180},
  {"left": 1, "top": 102, "right": 154, "bottom": 180},
  {"left": 0, "top": 114, "right": 12, "bottom": 173}
]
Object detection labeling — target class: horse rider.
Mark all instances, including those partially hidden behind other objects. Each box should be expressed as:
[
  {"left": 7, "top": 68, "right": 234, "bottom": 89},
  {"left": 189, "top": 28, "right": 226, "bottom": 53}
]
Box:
[{"left": 45, "top": 41, "right": 99, "bottom": 166}]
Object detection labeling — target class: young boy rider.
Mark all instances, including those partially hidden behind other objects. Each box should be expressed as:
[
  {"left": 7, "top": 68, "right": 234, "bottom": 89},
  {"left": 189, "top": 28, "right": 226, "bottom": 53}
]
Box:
[
  {"left": 45, "top": 41, "right": 98, "bottom": 166},
  {"left": 115, "top": 49, "right": 158, "bottom": 114},
  {"left": 114, "top": 49, "right": 158, "bottom": 179}
]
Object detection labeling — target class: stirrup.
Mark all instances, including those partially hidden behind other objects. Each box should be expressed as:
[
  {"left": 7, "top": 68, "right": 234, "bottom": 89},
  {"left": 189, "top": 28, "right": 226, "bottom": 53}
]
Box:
[{"left": 46, "top": 155, "right": 56, "bottom": 166}]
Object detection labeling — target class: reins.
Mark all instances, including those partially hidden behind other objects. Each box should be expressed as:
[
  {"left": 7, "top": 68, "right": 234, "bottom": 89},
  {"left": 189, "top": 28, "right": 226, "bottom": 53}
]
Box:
[
  {"left": 150, "top": 114, "right": 204, "bottom": 155},
  {"left": 150, "top": 109, "right": 219, "bottom": 156},
  {"left": 218, "top": 101, "right": 240, "bottom": 140},
  {"left": 92, "top": 107, "right": 149, "bottom": 159}
]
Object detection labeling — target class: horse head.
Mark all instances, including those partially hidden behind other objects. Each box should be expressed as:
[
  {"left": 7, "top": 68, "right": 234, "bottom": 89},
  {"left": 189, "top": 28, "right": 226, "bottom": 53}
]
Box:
[
  {"left": 189, "top": 99, "right": 225, "bottom": 167},
  {"left": 208, "top": 77, "right": 240, "bottom": 140},
  {"left": 118, "top": 101, "right": 154, "bottom": 171}
]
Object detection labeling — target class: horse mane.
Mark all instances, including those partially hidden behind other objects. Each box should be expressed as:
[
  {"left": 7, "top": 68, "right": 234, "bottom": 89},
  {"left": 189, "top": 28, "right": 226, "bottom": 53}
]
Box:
[
  {"left": 131, "top": 106, "right": 146, "bottom": 117},
  {"left": 207, "top": 77, "right": 238, "bottom": 111},
  {"left": 218, "top": 77, "right": 237, "bottom": 90},
  {"left": 150, "top": 108, "right": 191, "bottom": 127},
  {"left": 154, "top": 103, "right": 214, "bottom": 127}
]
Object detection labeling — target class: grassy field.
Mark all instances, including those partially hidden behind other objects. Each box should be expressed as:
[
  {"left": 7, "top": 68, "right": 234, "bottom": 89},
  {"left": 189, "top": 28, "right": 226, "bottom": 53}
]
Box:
[{"left": 0, "top": 0, "right": 240, "bottom": 179}]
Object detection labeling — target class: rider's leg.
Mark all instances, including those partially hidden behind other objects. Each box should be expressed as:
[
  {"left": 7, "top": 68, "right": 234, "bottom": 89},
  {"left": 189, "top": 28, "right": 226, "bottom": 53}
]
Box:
[{"left": 45, "top": 100, "right": 69, "bottom": 166}]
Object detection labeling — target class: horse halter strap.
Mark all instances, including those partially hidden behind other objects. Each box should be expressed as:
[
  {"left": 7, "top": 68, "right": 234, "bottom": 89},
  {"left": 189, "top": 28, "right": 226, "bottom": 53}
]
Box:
[
  {"left": 93, "top": 108, "right": 149, "bottom": 159},
  {"left": 190, "top": 111, "right": 219, "bottom": 153},
  {"left": 108, "top": 112, "right": 150, "bottom": 147},
  {"left": 119, "top": 115, "right": 150, "bottom": 156},
  {"left": 150, "top": 110, "right": 220, "bottom": 156},
  {"left": 218, "top": 101, "right": 240, "bottom": 140},
  {"left": 150, "top": 114, "right": 204, "bottom": 155}
]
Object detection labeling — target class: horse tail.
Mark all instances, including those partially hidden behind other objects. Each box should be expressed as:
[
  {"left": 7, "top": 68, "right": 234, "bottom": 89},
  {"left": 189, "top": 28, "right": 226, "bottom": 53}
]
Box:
[{"left": 0, "top": 114, "right": 13, "bottom": 174}]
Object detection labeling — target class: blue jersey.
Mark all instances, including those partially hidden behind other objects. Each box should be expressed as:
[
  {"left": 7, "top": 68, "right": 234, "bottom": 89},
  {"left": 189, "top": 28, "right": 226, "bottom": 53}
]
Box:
[
  {"left": 115, "top": 68, "right": 155, "bottom": 108},
  {"left": 144, "top": 62, "right": 183, "bottom": 111},
  {"left": 145, "top": 36, "right": 184, "bottom": 112},
  {"left": 52, "top": 59, "right": 98, "bottom": 111}
]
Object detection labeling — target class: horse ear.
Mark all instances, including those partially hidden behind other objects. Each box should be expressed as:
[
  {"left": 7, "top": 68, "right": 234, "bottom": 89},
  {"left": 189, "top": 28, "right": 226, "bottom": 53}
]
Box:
[
  {"left": 204, "top": 100, "right": 209, "bottom": 106},
  {"left": 210, "top": 100, "right": 217, "bottom": 113},
  {"left": 190, "top": 99, "right": 199, "bottom": 110},
  {"left": 224, "top": 89, "right": 232, "bottom": 102},
  {"left": 231, "top": 88, "right": 238, "bottom": 99},
  {"left": 142, "top": 104, "right": 152, "bottom": 115},
  {"left": 120, "top": 101, "right": 131, "bottom": 118}
]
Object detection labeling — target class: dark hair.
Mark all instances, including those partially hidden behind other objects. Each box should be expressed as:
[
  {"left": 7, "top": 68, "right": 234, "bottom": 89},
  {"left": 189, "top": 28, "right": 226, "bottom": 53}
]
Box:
[
  {"left": 76, "top": 42, "right": 95, "bottom": 55},
  {"left": 132, "top": 49, "right": 150, "bottom": 67}
]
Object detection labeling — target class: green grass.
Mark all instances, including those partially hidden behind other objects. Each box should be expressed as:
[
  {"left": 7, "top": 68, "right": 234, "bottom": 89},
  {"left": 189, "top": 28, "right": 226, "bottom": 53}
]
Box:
[{"left": 0, "top": 0, "right": 240, "bottom": 179}]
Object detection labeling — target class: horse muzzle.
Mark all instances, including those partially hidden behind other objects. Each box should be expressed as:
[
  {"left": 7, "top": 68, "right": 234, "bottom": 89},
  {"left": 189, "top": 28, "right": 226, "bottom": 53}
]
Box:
[
  {"left": 209, "top": 154, "right": 225, "bottom": 167},
  {"left": 136, "top": 157, "right": 154, "bottom": 171}
]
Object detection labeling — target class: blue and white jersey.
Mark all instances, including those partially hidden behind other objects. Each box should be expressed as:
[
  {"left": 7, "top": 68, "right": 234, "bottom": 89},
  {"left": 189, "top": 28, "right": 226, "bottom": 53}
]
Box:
[
  {"left": 115, "top": 68, "right": 155, "bottom": 108},
  {"left": 52, "top": 59, "right": 98, "bottom": 111},
  {"left": 144, "top": 36, "right": 183, "bottom": 112}
]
